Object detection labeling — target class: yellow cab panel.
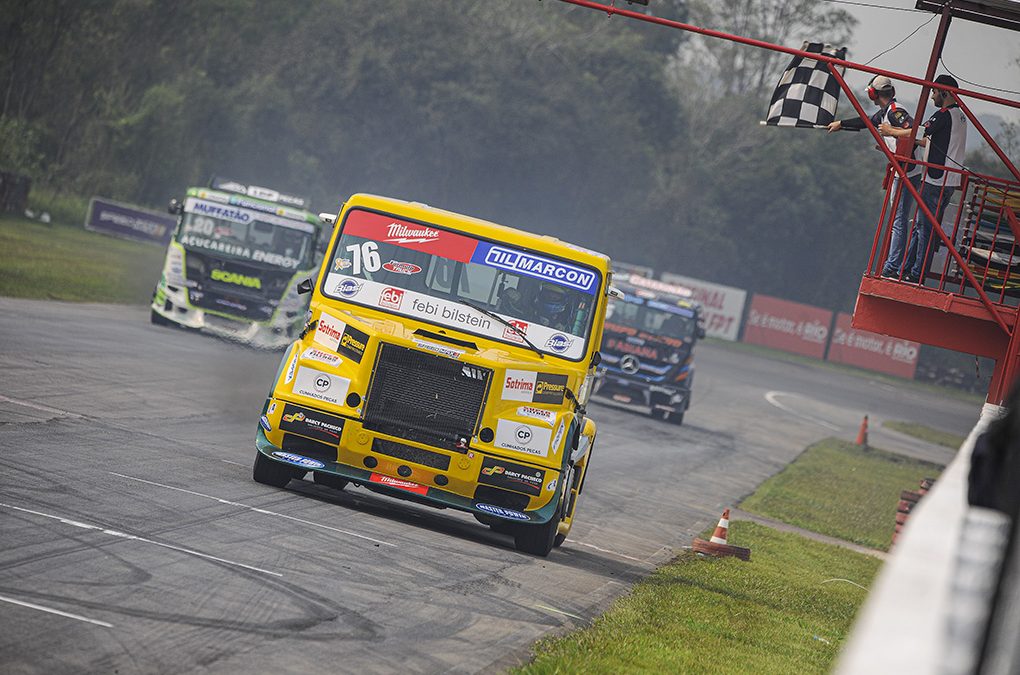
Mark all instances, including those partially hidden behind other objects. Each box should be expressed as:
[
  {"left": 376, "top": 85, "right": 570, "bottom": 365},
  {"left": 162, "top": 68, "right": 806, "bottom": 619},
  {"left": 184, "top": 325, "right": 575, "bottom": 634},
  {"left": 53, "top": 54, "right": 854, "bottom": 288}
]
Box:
[{"left": 253, "top": 194, "right": 611, "bottom": 555}]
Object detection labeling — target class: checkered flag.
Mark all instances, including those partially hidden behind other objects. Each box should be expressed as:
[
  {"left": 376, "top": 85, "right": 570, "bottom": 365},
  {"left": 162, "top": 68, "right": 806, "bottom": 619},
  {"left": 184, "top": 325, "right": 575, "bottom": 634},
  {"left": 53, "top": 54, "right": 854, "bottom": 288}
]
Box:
[{"left": 764, "top": 42, "right": 847, "bottom": 128}]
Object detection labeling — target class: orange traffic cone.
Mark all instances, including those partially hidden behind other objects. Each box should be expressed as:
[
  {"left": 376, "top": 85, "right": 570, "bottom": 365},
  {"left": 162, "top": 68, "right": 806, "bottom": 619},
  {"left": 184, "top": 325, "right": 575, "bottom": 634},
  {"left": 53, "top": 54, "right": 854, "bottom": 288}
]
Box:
[
  {"left": 692, "top": 508, "right": 751, "bottom": 561},
  {"left": 856, "top": 415, "right": 869, "bottom": 447},
  {"left": 710, "top": 508, "right": 730, "bottom": 544}
]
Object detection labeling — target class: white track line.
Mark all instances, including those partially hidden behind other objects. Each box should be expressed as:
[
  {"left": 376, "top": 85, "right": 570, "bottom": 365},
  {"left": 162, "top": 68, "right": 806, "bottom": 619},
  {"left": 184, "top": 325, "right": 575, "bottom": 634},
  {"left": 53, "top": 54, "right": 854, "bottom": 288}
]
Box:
[
  {"left": 534, "top": 603, "right": 583, "bottom": 620},
  {"left": 109, "top": 472, "right": 397, "bottom": 548},
  {"left": 0, "top": 593, "right": 113, "bottom": 628},
  {"left": 0, "top": 502, "right": 282, "bottom": 577},
  {"left": 571, "top": 540, "right": 649, "bottom": 563},
  {"left": 764, "top": 391, "right": 841, "bottom": 431},
  {"left": 0, "top": 395, "right": 83, "bottom": 419},
  {"left": 219, "top": 460, "right": 247, "bottom": 467}
]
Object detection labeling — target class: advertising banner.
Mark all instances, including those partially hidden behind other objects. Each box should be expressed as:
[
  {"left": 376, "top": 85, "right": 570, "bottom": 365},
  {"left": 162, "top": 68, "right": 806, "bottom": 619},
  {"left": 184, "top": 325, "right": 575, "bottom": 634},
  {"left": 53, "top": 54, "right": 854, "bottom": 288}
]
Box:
[
  {"left": 85, "top": 197, "right": 176, "bottom": 246},
  {"left": 827, "top": 312, "right": 919, "bottom": 379},
  {"left": 743, "top": 294, "right": 832, "bottom": 359},
  {"left": 659, "top": 272, "right": 748, "bottom": 341}
]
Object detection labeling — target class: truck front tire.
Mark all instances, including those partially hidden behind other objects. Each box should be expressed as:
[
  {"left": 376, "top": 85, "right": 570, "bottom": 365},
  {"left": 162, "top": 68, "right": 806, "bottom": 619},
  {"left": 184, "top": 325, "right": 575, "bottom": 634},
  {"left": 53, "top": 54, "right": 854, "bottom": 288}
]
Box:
[
  {"left": 313, "top": 471, "right": 349, "bottom": 491},
  {"left": 253, "top": 451, "right": 298, "bottom": 488},
  {"left": 513, "top": 517, "right": 558, "bottom": 557}
]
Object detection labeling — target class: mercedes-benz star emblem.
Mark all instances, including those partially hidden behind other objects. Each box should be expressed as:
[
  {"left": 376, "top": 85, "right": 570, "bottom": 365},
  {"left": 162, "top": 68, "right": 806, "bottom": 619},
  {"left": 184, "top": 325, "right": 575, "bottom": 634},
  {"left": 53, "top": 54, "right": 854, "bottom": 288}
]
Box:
[{"left": 620, "top": 354, "right": 641, "bottom": 374}]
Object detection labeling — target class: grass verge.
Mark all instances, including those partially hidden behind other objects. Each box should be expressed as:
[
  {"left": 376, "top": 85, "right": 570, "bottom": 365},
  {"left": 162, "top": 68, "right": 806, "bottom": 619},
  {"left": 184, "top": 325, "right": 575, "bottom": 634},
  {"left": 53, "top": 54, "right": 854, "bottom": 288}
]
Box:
[
  {"left": 518, "top": 521, "right": 880, "bottom": 675},
  {"left": 0, "top": 215, "right": 164, "bottom": 304},
  {"left": 740, "top": 438, "right": 943, "bottom": 551},
  {"left": 883, "top": 420, "right": 967, "bottom": 449}
]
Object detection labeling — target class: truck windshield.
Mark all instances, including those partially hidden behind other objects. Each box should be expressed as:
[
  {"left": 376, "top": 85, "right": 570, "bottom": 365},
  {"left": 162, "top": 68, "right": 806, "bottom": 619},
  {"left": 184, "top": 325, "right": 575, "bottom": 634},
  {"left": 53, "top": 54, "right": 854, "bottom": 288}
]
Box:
[
  {"left": 607, "top": 296, "right": 698, "bottom": 341},
  {"left": 177, "top": 199, "right": 314, "bottom": 270},
  {"left": 322, "top": 208, "right": 602, "bottom": 361}
]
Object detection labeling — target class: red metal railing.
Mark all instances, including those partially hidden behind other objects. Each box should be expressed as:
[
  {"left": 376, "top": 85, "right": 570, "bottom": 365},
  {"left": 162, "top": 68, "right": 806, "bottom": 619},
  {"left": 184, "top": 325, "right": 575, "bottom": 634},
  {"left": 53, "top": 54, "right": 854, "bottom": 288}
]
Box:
[
  {"left": 825, "top": 52, "right": 1020, "bottom": 333},
  {"left": 824, "top": 64, "right": 1015, "bottom": 336},
  {"left": 867, "top": 162, "right": 1020, "bottom": 304}
]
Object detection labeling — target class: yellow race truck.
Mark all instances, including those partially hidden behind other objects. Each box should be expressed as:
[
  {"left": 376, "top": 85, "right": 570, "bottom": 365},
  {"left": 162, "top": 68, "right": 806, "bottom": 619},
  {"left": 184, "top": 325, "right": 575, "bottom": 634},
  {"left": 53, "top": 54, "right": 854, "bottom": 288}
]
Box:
[{"left": 253, "top": 194, "right": 612, "bottom": 555}]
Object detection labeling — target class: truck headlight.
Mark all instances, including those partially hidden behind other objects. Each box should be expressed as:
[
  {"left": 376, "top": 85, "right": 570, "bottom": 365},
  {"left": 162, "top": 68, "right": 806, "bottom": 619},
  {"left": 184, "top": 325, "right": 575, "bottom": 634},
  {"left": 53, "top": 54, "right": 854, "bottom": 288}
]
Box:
[{"left": 165, "top": 245, "right": 187, "bottom": 287}]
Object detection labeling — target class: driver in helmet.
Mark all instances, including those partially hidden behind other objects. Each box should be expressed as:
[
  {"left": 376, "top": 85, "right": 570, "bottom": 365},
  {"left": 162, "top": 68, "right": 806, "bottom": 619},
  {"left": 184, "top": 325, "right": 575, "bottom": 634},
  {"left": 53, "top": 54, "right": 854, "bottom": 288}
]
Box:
[{"left": 535, "top": 282, "right": 571, "bottom": 331}]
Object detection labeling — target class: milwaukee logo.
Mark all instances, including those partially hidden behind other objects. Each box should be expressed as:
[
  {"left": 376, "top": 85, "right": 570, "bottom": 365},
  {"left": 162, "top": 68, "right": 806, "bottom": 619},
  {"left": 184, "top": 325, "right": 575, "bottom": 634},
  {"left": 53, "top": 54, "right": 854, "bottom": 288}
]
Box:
[{"left": 385, "top": 223, "right": 440, "bottom": 243}]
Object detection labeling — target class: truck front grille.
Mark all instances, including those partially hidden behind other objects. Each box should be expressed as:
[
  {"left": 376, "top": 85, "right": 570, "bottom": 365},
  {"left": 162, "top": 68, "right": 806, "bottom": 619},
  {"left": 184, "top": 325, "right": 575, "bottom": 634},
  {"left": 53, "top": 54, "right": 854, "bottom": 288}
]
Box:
[
  {"left": 363, "top": 343, "right": 490, "bottom": 449},
  {"left": 371, "top": 438, "right": 451, "bottom": 471}
]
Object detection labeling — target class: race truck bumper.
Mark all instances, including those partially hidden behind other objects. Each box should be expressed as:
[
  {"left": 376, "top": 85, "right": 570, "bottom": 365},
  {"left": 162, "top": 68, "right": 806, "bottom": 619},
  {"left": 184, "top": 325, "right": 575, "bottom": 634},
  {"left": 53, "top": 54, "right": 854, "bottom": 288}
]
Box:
[
  {"left": 255, "top": 398, "right": 564, "bottom": 525},
  {"left": 592, "top": 372, "right": 690, "bottom": 416},
  {"left": 152, "top": 281, "right": 302, "bottom": 350}
]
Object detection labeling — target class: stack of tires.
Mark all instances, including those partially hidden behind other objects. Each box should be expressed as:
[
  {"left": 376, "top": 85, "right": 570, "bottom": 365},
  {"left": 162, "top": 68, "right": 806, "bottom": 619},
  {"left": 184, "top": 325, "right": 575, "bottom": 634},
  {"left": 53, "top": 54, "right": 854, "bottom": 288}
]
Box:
[{"left": 893, "top": 477, "right": 937, "bottom": 545}]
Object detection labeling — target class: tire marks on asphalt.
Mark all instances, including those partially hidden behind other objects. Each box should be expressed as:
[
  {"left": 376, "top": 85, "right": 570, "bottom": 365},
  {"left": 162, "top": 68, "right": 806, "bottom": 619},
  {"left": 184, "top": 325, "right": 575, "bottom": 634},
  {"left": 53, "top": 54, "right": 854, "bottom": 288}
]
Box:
[{"left": 109, "top": 472, "right": 397, "bottom": 548}]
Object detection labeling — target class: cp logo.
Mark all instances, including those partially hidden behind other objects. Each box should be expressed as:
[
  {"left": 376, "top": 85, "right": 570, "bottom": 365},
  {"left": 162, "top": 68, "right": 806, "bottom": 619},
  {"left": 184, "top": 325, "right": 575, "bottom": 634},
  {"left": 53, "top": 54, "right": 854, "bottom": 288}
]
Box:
[
  {"left": 314, "top": 375, "right": 331, "bottom": 391},
  {"left": 515, "top": 426, "right": 533, "bottom": 444}
]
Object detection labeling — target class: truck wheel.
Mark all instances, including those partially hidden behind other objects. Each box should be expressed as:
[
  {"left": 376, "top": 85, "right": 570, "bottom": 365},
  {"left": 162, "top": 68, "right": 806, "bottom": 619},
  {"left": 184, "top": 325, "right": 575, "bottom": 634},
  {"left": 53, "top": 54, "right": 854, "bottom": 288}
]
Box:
[
  {"left": 513, "top": 517, "right": 558, "bottom": 557},
  {"left": 473, "top": 514, "right": 516, "bottom": 534},
  {"left": 253, "top": 451, "right": 296, "bottom": 488},
  {"left": 313, "top": 472, "right": 348, "bottom": 491},
  {"left": 553, "top": 533, "right": 567, "bottom": 548},
  {"left": 668, "top": 411, "right": 685, "bottom": 426},
  {"left": 150, "top": 309, "right": 169, "bottom": 326}
]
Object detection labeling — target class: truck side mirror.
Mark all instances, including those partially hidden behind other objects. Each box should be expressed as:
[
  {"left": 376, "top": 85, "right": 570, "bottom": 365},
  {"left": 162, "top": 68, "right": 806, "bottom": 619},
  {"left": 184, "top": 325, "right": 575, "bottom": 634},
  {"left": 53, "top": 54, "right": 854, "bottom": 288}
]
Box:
[
  {"left": 590, "top": 351, "right": 602, "bottom": 367},
  {"left": 168, "top": 198, "right": 183, "bottom": 215},
  {"left": 697, "top": 325, "right": 707, "bottom": 339},
  {"left": 296, "top": 278, "right": 313, "bottom": 295}
]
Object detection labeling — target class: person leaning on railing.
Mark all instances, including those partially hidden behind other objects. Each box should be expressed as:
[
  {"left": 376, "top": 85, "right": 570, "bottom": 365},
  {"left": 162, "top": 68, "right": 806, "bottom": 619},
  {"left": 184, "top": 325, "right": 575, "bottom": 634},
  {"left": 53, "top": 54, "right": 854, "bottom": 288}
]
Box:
[
  {"left": 827, "top": 76, "right": 923, "bottom": 280},
  {"left": 880, "top": 74, "right": 968, "bottom": 284}
]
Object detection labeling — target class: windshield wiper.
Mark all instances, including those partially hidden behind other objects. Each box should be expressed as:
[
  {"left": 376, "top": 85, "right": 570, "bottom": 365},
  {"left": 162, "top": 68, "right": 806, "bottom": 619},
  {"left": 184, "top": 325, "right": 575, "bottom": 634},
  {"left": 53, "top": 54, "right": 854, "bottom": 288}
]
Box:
[{"left": 457, "top": 298, "right": 544, "bottom": 359}]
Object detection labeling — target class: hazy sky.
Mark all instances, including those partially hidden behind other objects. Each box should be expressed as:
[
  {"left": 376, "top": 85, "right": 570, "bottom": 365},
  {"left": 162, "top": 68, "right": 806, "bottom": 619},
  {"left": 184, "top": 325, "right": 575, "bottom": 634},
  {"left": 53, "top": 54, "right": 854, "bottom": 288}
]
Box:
[{"left": 835, "top": 0, "right": 1020, "bottom": 124}]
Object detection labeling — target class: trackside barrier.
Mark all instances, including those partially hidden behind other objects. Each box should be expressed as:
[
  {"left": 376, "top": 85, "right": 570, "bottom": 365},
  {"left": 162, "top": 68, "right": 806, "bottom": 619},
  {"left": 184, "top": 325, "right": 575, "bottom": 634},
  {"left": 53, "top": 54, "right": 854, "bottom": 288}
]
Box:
[
  {"left": 741, "top": 294, "right": 832, "bottom": 359},
  {"left": 85, "top": 196, "right": 176, "bottom": 246},
  {"left": 647, "top": 275, "right": 921, "bottom": 380},
  {"left": 0, "top": 171, "right": 31, "bottom": 214},
  {"left": 837, "top": 403, "right": 1007, "bottom": 674},
  {"left": 828, "top": 312, "right": 920, "bottom": 379},
  {"left": 660, "top": 271, "right": 747, "bottom": 341}
]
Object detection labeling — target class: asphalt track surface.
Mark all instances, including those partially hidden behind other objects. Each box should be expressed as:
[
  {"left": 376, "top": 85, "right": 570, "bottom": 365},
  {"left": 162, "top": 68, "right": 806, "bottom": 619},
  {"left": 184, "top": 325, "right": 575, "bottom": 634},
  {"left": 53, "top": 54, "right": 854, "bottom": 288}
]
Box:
[{"left": 0, "top": 297, "right": 978, "bottom": 674}]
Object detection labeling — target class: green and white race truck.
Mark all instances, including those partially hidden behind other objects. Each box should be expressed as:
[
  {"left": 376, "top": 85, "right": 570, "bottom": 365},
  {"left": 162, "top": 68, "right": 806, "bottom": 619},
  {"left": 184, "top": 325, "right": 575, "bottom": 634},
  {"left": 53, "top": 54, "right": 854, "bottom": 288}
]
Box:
[{"left": 151, "top": 178, "right": 328, "bottom": 349}]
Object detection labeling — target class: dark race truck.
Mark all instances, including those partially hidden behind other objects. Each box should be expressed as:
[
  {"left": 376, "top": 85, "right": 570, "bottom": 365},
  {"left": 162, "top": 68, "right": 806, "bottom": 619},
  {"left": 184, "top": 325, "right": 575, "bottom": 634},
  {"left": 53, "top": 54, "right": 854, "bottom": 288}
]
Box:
[
  {"left": 593, "top": 273, "right": 704, "bottom": 424},
  {"left": 151, "top": 178, "right": 327, "bottom": 348}
]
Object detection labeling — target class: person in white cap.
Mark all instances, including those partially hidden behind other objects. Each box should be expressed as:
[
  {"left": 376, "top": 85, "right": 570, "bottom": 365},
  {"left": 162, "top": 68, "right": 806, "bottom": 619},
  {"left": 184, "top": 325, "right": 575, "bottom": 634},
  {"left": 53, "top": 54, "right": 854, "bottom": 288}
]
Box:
[{"left": 828, "top": 75, "right": 922, "bottom": 278}]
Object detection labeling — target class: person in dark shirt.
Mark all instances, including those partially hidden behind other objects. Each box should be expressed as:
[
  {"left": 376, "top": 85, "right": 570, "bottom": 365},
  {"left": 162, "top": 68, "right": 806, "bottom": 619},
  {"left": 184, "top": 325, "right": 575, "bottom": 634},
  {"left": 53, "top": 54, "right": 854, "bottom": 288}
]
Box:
[
  {"left": 829, "top": 75, "right": 922, "bottom": 278},
  {"left": 881, "top": 74, "right": 968, "bottom": 283}
]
